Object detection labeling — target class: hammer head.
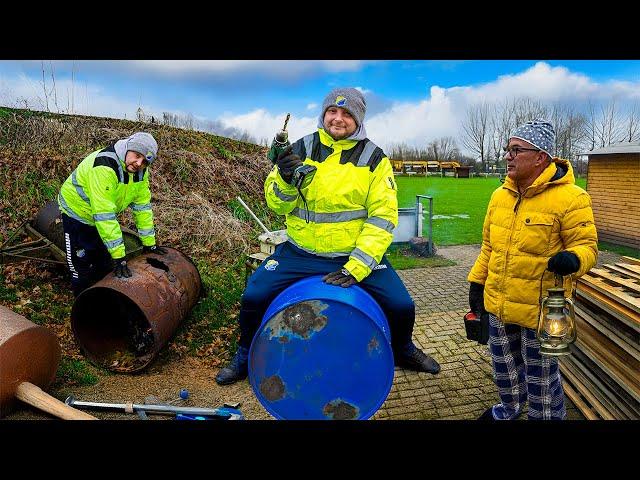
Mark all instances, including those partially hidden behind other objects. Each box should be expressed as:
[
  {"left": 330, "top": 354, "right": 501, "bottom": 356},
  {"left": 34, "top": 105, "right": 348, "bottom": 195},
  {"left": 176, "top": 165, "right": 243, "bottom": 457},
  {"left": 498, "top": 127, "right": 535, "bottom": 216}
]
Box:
[{"left": 0, "top": 305, "right": 61, "bottom": 417}]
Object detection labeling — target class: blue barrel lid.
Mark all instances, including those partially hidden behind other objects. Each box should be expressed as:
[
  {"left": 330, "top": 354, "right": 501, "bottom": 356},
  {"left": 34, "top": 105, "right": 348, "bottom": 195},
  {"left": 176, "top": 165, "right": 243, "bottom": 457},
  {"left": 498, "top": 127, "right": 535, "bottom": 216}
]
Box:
[{"left": 249, "top": 275, "right": 394, "bottom": 420}]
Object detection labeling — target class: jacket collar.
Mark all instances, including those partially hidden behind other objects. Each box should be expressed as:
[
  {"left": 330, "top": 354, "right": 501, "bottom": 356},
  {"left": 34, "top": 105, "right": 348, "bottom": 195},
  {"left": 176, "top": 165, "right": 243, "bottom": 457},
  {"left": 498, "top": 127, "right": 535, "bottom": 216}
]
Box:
[
  {"left": 318, "top": 128, "right": 360, "bottom": 150},
  {"left": 503, "top": 158, "right": 575, "bottom": 197}
]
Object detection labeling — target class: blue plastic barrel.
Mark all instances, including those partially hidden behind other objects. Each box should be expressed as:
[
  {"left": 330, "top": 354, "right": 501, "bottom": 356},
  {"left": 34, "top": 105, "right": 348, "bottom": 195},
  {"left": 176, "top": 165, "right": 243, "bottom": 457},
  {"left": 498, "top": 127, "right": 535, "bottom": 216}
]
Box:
[{"left": 248, "top": 275, "right": 395, "bottom": 420}]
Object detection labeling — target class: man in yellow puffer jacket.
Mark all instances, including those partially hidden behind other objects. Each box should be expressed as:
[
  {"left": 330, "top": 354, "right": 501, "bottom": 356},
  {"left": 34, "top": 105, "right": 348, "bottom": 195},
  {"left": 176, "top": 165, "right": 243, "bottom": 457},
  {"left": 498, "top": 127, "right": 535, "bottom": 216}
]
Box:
[
  {"left": 468, "top": 120, "right": 598, "bottom": 420},
  {"left": 216, "top": 87, "right": 441, "bottom": 385}
]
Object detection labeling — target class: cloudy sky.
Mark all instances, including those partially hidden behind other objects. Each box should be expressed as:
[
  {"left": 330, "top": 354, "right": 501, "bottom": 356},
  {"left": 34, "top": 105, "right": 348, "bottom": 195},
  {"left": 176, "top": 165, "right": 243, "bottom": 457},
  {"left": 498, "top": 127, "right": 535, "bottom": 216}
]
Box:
[{"left": 1, "top": 60, "right": 639, "bottom": 154}]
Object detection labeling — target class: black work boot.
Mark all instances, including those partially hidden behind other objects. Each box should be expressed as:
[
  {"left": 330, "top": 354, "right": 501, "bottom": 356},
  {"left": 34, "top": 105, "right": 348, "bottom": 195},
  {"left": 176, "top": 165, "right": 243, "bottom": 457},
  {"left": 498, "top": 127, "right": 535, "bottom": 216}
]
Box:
[
  {"left": 395, "top": 344, "right": 441, "bottom": 374},
  {"left": 215, "top": 346, "right": 249, "bottom": 385}
]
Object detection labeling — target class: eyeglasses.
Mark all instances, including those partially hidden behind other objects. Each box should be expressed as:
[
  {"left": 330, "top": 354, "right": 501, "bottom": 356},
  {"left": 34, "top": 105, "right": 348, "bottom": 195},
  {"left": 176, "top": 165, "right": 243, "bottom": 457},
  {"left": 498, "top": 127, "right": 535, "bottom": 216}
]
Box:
[{"left": 502, "top": 145, "right": 540, "bottom": 158}]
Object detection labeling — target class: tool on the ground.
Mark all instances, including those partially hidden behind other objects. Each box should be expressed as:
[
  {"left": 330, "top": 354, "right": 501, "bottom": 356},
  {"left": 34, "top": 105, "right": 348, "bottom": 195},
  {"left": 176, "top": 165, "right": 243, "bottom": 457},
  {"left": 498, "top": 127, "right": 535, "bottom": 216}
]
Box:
[
  {"left": 267, "top": 113, "right": 291, "bottom": 164},
  {"left": 175, "top": 406, "right": 244, "bottom": 421},
  {"left": 463, "top": 311, "right": 489, "bottom": 345},
  {"left": 65, "top": 396, "right": 244, "bottom": 420},
  {"left": 0, "top": 305, "right": 97, "bottom": 420}
]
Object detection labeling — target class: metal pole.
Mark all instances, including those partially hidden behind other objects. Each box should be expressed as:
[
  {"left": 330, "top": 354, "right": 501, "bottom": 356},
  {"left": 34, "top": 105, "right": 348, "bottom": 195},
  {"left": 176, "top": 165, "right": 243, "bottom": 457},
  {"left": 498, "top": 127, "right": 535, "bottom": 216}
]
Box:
[
  {"left": 236, "top": 196, "right": 270, "bottom": 234},
  {"left": 415, "top": 195, "right": 433, "bottom": 255}
]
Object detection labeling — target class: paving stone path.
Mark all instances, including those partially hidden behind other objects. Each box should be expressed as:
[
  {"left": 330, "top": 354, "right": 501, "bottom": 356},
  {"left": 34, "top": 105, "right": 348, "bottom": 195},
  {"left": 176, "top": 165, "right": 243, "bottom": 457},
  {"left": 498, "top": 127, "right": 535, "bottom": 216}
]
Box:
[{"left": 371, "top": 245, "right": 621, "bottom": 420}]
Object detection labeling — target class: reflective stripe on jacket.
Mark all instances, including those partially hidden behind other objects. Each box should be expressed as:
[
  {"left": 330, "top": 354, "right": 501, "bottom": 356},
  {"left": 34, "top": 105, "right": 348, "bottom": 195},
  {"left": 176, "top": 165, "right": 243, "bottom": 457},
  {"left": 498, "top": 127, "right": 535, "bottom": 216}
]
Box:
[
  {"left": 265, "top": 128, "right": 398, "bottom": 282},
  {"left": 468, "top": 158, "right": 598, "bottom": 329},
  {"left": 57, "top": 145, "right": 156, "bottom": 259}
]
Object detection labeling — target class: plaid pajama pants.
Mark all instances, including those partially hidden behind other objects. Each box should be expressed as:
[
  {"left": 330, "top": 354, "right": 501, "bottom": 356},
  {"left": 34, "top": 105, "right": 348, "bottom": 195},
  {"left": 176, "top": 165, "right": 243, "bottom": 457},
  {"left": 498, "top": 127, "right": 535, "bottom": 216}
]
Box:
[{"left": 487, "top": 313, "right": 566, "bottom": 420}]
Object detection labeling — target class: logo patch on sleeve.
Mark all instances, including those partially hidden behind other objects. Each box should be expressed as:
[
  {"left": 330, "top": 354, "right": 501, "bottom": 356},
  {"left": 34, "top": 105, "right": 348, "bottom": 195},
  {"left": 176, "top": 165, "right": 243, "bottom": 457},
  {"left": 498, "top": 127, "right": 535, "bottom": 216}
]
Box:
[{"left": 264, "top": 259, "right": 279, "bottom": 271}]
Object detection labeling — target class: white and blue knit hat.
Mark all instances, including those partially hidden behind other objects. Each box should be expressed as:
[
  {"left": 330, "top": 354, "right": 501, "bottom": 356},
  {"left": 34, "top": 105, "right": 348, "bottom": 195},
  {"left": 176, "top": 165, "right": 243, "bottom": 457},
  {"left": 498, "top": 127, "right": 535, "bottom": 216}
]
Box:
[
  {"left": 320, "top": 87, "right": 367, "bottom": 127},
  {"left": 510, "top": 119, "right": 555, "bottom": 158}
]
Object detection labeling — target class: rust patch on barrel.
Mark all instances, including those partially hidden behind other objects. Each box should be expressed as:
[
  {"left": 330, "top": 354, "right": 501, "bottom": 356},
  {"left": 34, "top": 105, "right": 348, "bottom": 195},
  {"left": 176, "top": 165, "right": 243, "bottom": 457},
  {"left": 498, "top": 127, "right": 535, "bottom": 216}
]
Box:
[
  {"left": 260, "top": 375, "right": 286, "bottom": 401},
  {"left": 367, "top": 336, "right": 379, "bottom": 354},
  {"left": 267, "top": 300, "right": 328, "bottom": 340},
  {"left": 323, "top": 399, "right": 359, "bottom": 420}
]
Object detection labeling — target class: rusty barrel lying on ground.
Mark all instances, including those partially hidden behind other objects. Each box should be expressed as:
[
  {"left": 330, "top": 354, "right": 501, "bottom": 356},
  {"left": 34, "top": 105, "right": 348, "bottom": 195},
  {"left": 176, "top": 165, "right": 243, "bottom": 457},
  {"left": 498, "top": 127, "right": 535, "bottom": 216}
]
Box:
[
  {"left": 71, "top": 247, "right": 201, "bottom": 373},
  {"left": 0, "top": 305, "right": 61, "bottom": 416},
  {"left": 32, "top": 200, "right": 144, "bottom": 258},
  {"left": 248, "top": 275, "right": 395, "bottom": 420}
]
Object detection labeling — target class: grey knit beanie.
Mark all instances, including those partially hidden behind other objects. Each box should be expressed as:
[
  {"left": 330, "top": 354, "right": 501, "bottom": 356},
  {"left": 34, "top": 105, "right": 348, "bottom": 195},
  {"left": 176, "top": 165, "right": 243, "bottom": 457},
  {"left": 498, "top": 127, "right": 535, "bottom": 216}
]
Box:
[
  {"left": 320, "top": 87, "right": 367, "bottom": 127},
  {"left": 125, "top": 132, "right": 158, "bottom": 164},
  {"left": 510, "top": 119, "right": 555, "bottom": 158}
]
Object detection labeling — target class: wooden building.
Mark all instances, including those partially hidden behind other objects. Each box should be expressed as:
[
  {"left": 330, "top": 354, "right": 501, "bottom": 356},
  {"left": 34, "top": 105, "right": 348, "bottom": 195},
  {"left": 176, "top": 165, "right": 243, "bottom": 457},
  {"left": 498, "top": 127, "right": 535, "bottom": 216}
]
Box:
[{"left": 585, "top": 142, "right": 640, "bottom": 249}]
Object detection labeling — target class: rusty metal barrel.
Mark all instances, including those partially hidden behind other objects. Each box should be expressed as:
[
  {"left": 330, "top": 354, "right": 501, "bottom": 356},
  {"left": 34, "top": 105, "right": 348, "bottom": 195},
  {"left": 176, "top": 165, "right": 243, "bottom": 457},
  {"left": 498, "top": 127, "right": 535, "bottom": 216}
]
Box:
[
  {"left": 0, "top": 305, "right": 61, "bottom": 416},
  {"left": 32, "top": 200, "right": 143, "bottom": 258},
  {"left": 71, "top": 247, "right": 201, "bottom": 373}
]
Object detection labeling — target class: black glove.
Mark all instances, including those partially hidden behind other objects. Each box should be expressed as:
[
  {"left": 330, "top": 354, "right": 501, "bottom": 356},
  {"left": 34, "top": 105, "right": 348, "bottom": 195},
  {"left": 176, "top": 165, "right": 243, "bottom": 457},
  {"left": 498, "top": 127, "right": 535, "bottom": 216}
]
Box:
[
  {"left": 276, "top": 145, "right": 302, "bottom": 184},
  {"left": 547, "top": 251, "right": 580, "bottom": 276},
  {"left": 143, "top": 245, "right": 168, "bottom": 255},
  {"left": 113, "top": 257, "right": 132, "bottom": 278},
  {"left": 469, "top": 282, "right": 485, "bottom": 316},
  {"left": 323, "top": 268, "right": 358, "bottom": 288}
]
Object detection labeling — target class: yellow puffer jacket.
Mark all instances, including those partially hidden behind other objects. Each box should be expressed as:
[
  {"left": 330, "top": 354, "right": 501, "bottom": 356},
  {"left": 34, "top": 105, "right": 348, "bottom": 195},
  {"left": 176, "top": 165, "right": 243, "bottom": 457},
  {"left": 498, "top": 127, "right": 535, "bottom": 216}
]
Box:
[{"left": 468, "top": 158, "right": 598, "bottom": 329}]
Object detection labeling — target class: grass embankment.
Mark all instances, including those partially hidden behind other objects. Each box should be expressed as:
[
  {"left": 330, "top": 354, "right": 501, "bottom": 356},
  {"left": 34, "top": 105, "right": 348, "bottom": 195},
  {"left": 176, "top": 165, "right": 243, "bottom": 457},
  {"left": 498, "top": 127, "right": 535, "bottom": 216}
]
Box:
[{"left": 0, "top": 106, "right": 281, "bottom": 384}]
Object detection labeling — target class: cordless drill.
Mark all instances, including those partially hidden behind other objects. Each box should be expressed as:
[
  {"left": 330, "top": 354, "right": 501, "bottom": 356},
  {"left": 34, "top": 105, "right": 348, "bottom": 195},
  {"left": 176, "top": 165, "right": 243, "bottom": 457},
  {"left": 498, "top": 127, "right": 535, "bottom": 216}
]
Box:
[{"left": 267, "top": 113, "right": 291, "bottom": 164}]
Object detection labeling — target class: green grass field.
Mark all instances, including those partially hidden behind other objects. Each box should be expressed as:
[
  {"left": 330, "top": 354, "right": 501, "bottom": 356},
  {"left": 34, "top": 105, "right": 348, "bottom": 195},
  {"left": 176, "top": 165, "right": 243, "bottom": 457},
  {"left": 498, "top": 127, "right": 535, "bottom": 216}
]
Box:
[{"left": 396, "top": 175, "right": 588, "bottom": 246}]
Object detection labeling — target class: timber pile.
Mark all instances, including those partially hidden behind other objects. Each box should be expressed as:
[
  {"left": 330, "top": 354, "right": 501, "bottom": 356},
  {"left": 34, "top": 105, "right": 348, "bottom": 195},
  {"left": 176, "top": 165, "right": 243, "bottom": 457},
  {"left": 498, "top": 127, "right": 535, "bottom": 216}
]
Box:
[{"left": 560, "top": 256, "right": 640, "bottom": 420}]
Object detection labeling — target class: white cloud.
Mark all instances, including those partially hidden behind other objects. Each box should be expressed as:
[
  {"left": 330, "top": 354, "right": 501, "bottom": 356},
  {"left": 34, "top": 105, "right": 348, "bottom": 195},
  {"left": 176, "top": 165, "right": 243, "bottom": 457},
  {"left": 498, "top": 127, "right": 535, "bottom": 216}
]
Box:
[
  {"left": 0, "top": 73, "right": 173, "bottom": 123},
  {"left": 219, "top": 109, "right": 317, "bottom": 144},
  {"left": 82, "top": 60, "right": 367, "bottom": 81},
  {"left": 184, "top": 62, "right": 640, "bottom": 153},
  {"left": 355, "top": 86, "right": 372, "bottom": 95},
  {"left": 4, "top": 61, "right": 640, "bottom": 157}
]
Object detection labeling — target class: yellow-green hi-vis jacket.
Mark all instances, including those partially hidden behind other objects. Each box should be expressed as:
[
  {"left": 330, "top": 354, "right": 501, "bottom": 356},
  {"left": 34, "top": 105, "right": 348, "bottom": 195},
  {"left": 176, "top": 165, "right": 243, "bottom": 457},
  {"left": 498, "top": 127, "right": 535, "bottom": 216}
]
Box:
[
  {"left": 57, "top": 145, "right": 156, "bottom": 259},
  {"left": 265, "top": 128, "right": 398, "bottom": 282},
  {"left": 468, "top": 158, "right": 598, "bottom": 329}
]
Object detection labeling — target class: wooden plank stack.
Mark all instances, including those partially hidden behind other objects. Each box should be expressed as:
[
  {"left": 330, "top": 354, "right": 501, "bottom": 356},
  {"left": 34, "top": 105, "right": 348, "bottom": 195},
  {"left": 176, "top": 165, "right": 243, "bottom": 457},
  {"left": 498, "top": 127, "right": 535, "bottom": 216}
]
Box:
[{"left": 560, "top": 256, "right": 640, "bottom": 420}]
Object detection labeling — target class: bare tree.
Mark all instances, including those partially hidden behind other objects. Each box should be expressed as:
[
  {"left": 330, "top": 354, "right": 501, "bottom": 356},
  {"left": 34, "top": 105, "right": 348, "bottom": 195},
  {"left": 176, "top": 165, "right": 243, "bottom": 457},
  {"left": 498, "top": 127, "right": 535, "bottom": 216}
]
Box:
[
  {"left": 622, "top": 102, "right": 640, "bottom": 142},
  {"left": 550, "top": 103, "right": 586, "bottom": 161},
  {"left": 582, "top": 100, "right": 598, "bottom": 151},
  {"left": 461, "top": 102, "right": 490, "bottom": 171},
  {"left": 489, "top": 98, "right": 517, "bottom": 166},
  {"left": 513, "top": 97, "right": 548, "bottom": 125},
  {"left": 428, "top": 136, "right": 459, "bottom": 161},
  {"left": 40, "top": 61, "right": 49, "bottom": 112},
  {"left": 593, "top": 99, "right": 624, "bottom": 147},
  {"left": 49, "top": 61, "right": 60, "bottom": 113}
]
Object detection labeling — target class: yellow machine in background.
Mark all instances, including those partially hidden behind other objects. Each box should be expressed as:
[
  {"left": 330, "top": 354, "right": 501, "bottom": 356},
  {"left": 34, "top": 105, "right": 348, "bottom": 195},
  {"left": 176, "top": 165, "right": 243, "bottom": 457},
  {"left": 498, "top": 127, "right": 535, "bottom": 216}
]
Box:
[{"left": 392, "top": 159, "right": 461, "bottom": 176}]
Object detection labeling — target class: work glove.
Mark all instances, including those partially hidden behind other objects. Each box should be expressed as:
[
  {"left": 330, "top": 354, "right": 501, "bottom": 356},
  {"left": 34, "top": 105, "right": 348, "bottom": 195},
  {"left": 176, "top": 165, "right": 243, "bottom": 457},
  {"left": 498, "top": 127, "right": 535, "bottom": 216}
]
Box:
[
  {"left": 113, "top": 257, "right": 132, "bottom": 278},
  {"left": 323, "top": 268, "right": 358, "bottom": 288},
  {"left": 468, "top": 282, "right": 486, "bottom": 316},
  {"left": 547, "top": 251, "right": 580, "bottom": 276},
  {"left": 143, "top": 245, "right": 168, "bottom": 255},
  {"left": 276, "top": 145, "right": 302, "bottom": 184}
]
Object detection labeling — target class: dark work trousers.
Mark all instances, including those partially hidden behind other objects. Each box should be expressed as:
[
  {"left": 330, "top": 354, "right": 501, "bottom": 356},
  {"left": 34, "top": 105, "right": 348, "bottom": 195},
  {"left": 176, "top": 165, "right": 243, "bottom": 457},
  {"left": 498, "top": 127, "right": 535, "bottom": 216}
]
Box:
[
  {"left": 238, "top": 241, "right": 416, "bottom": 353},
  {"left": 61, "top": 213, "right": 113, "bottom": 297}
]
